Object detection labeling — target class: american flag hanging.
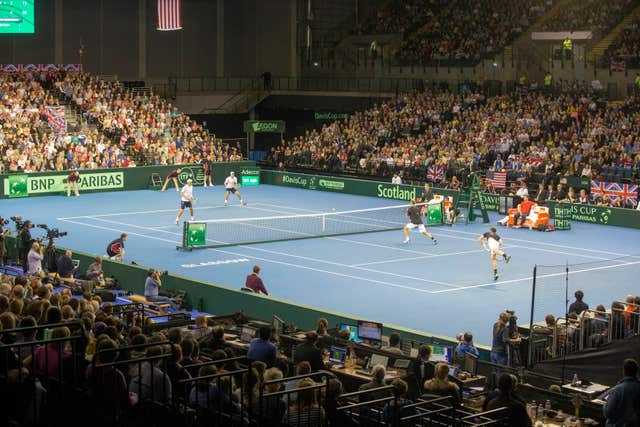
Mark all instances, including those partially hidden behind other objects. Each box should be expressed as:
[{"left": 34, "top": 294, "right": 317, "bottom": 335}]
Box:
[
  {"left": 157, "top": 0, "right": 182, "bottom": 31},
  {"left": 486, "top": 170, "right": 507, "bottom": 189},
  {"left": 590, "top": 180, "right": 638, "bottom": 205}
]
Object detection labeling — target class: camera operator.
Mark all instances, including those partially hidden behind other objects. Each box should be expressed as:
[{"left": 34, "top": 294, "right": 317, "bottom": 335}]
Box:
[
  {"left": 0, "top": 218, "right": 10, "bottom": 266},
  {"left": 19, "top": 220, "right": 35, "bottom": 273},
  {"left": 27, "top": 242, "right": 44, "bottom": 276},
  {"left": 144, "top": 269, "right": 178, "bottom": 311},
  {"left": 57, "top": 250, "right": 75, "bottom": 279}
]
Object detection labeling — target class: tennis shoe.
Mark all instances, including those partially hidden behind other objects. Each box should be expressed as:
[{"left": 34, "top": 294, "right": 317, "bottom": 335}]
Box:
[
  {"left": 505, "top": 255, "right": 511, "bottom": 263},
  {"left": 190, "top": 216, "right": 194, "bottom": 221},
  {"left": 432, "top": 239, "right": 438, "bottom": 245},
  {"left": 403, "top": 238, "right": 410, "bottom": 244},
  {"left": 175, "top": 219, "right": 179, "bottom": 225},
  {"left": 494, "top": 274, "right": 499, "bottom": 281}
]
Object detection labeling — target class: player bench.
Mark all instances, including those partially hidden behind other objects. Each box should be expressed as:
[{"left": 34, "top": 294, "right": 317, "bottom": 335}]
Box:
[{"left": 128, "top": 294, "right": 171, "bottom": 315}]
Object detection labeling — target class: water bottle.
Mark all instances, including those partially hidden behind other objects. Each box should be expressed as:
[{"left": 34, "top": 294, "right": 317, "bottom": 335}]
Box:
[
  {"left": 545, "top": 399, "right": 551, "bottom": 412},
  {"left": 529, "top": 401, "right": 536, "bottom": 419},
  {"left": 537, "top": 404, "right": 544, "bottom": 420},
  {"left": 572, "top": 373, "right": 579, "bottom": 386}
]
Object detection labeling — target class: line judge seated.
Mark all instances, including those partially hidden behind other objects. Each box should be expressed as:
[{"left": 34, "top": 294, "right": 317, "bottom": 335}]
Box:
[{"left": 244, "top": 265, "right": 269, "bottom": 295}]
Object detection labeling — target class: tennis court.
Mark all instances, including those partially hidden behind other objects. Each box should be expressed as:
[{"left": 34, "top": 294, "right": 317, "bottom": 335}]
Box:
[{"left": 5, "top": 184, "right": 640, "bottom": 344}]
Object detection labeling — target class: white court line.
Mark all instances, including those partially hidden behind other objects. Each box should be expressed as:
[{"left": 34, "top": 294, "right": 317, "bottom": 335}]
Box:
[
  {"left": 433, "top": 227, "right": 634, "bottom": 258},
  {"left": 432, "top": 260, "right": 640, "bottom": 294},
  {"left": 86, "top": 216, "right": 458, "bottom": 290},
  {"left": 58, "top": 218, "right": 434, "bottom": 294},
  {"left": 256, "top": 202, "right": 634, "bottom": 258},
  {"left": 350, "top": 247, "right": 503, "bottom": 267},
  {"left": 57, "top": 204, "right": 231, "bottom": 220}
]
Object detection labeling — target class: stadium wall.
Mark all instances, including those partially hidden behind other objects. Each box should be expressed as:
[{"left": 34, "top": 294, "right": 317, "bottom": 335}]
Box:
[
  {"left": 0, "top": 162, "right": 255, "bottom": 199},
  {"left": 261, "top": 170, "right": 640, "bottom": 229}
]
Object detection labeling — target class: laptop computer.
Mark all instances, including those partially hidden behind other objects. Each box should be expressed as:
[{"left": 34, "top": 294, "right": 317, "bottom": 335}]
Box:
[
  {"left": 328, "top": 346, "right": 347, "bottom": 368},
  {"left": 240, "top": 326, "right": 256, "bottom": 343}
]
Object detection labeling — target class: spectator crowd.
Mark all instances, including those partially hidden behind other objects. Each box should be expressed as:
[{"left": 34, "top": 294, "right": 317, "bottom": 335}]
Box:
[
  {"left": 0, "top": 71, "right": 241, "bottom": 174},
  {"left": 267, "top": 88, "right": 640, "bottom": 209}
]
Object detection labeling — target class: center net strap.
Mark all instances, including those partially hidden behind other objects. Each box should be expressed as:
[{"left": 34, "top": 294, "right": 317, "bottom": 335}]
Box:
[{"left": 182, "top": 202, "right": 442, "bottom": 249}]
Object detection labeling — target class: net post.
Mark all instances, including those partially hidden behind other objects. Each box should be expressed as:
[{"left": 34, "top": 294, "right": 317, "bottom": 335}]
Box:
[
  {"left": 178, "top": 221, "right": 189, "bottom": 251},
  {"left": 527, "top": 265, "right": 537, "bottom": 369}
]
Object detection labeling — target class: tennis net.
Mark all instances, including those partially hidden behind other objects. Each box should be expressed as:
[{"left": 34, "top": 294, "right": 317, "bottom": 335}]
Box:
[{"left": 180, "top": 202, "right": 443, "bottom": 249}]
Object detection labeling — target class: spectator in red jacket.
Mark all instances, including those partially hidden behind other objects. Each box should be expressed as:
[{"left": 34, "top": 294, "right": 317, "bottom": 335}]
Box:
[{"left": 245, "top": 265, "right": 269, "bottom": 295}]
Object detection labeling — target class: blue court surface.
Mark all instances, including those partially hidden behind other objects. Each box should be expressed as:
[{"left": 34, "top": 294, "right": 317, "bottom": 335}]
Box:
[{"left": 4, "top": 185, "right": 640, "bottom": 344}]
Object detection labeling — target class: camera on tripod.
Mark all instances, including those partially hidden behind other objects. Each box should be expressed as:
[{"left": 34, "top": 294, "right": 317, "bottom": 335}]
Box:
[
  {"left": 37, "top": 224, "right": 68, "bottom": 240},
  {"left": 10, "top": 216, "right": 25, "bottom": 230}
]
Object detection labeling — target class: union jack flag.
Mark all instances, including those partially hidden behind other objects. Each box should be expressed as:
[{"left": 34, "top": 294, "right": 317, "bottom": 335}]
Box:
[
  {"left": 590, "top": 180, "right": 638, "bottom": 205},
  {"left": 486, "top": 170, "right": 507, "bottom": 189},
  {"left": 45, "top": 106, "right": 67, "bottom": 132},
  {"left": 427, "top": 164, "right": 444, "bottom": 183}
]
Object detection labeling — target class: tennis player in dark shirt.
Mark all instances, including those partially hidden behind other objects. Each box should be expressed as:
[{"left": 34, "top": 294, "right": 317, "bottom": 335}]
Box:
[
  {"left": 403, "top": 200, "right": 437, "bottom": 245},
  {"left": 478, "top": 227, "right": 511, "bottom": 281},
  {"left": 161, "top": 168, "right": 182, "bottom": 192}
]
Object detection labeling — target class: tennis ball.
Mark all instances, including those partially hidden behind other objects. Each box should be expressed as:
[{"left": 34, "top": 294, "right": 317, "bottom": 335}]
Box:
[{"left": 332, "top": 208, "right": 336, "bottom": 211}]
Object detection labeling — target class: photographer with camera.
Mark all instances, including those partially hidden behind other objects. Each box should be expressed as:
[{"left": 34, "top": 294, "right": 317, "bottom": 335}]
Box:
[
  {"left": 19, "top": 220, "right": 35, "bottom": 273},
  {"left": 0, "top": 218, "right": 10, "bottom": 266},
  {"left": 144, "top": 269, "right": 178, "bottom": 311},
  {"left": 27, "top": 242, "right": 45, "bottom": 276}
]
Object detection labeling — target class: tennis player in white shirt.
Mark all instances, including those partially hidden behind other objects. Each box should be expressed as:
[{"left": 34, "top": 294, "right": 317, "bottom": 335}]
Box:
[
  {"left": 175, "top": 179, "right": 195, "bottom": 224},
  {"left": 224, "top": 172, "right": 245, "bottom": 206}
]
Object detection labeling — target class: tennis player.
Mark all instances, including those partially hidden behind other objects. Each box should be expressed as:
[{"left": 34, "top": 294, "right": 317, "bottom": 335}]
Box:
[
  {"left": 175, "top": 178, "right": 195, "bottom": 224},
  {"left": 403, "top": 200, "right": 437, "bottom": 245},
  {"left": 161, "top": 168, "right": 182, "bottom": 192},
  {"left": 224, "top": 171, "right": 245, "bottom": 206},
  {"left": 478, "top": 227, "right": 511, "bottom": 281},
  {"left": 67, "top": 169, "right": 80, "bottom": 197}
]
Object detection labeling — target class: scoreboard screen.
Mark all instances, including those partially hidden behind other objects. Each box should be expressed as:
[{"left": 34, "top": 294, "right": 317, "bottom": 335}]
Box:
[{"left": 0, "top": 1, "right": 34, "bottom": 34}]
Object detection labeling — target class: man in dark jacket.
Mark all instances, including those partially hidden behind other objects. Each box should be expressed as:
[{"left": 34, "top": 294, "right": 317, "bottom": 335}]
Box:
[
  {"left": 486, "top": 373, "right": 532, "bottom": 427},
  {"left": 603, "top": 358, "right": 640, "bottom": 427},
  {"left": 293, "top": 331, "right": 325, "bottom": 372}
]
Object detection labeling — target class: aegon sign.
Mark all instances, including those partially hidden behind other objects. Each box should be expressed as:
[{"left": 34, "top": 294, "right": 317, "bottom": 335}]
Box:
[{"left": 243, "top": 120, "right": 286, "bottom": 133}]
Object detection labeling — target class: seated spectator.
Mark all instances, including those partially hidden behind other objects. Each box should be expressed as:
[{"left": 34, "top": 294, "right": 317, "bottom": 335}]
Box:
[
  {"left": 33, "top": 326, "right": 71, "bottom": 379},
  {"left": 87, "top": 337, "right": 131, "bottom": 418},
  {"left": 191, "top": 315, "right": 211, "bottom": 340},
  {"left": 128, "top": 345, "right": 172, "bottom": 404},
  {"left": 358, "top": 364, "right": 391, "bottom": 401},
  {"left": 486, "top": 373, "right": 532, "bottom": 427},
  {"left": 455, "top": 332, "right": 480, "bottom": 360},
  {"left": 202, "top": 325, "right": 226, "bottom": 351},
  {"left": 283, "top": 377, "right": 326, "bottom": 426},
  {"left": 512, "top": 195, "right": 536, "bottom": 228},
  {"left": 423, "top": 362, "right": 461, "bottom": 406},
  {"left": 247, "top": 326, "right": 277, "bottom": 367},
  {"left": 325, "top": 378, "right": 357, "bottom": 426},
  {"left": 383, "top": 378, "right": 416, "bottom": 426},
  {"left": 261, "top": 367, "right": 287, "bottom": 424},
  {"left": 294, "top": 331, "right": 325, "bottom": 372},
  {"left": 381, "top": 332, "right": 405, "bottom": 355}
]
